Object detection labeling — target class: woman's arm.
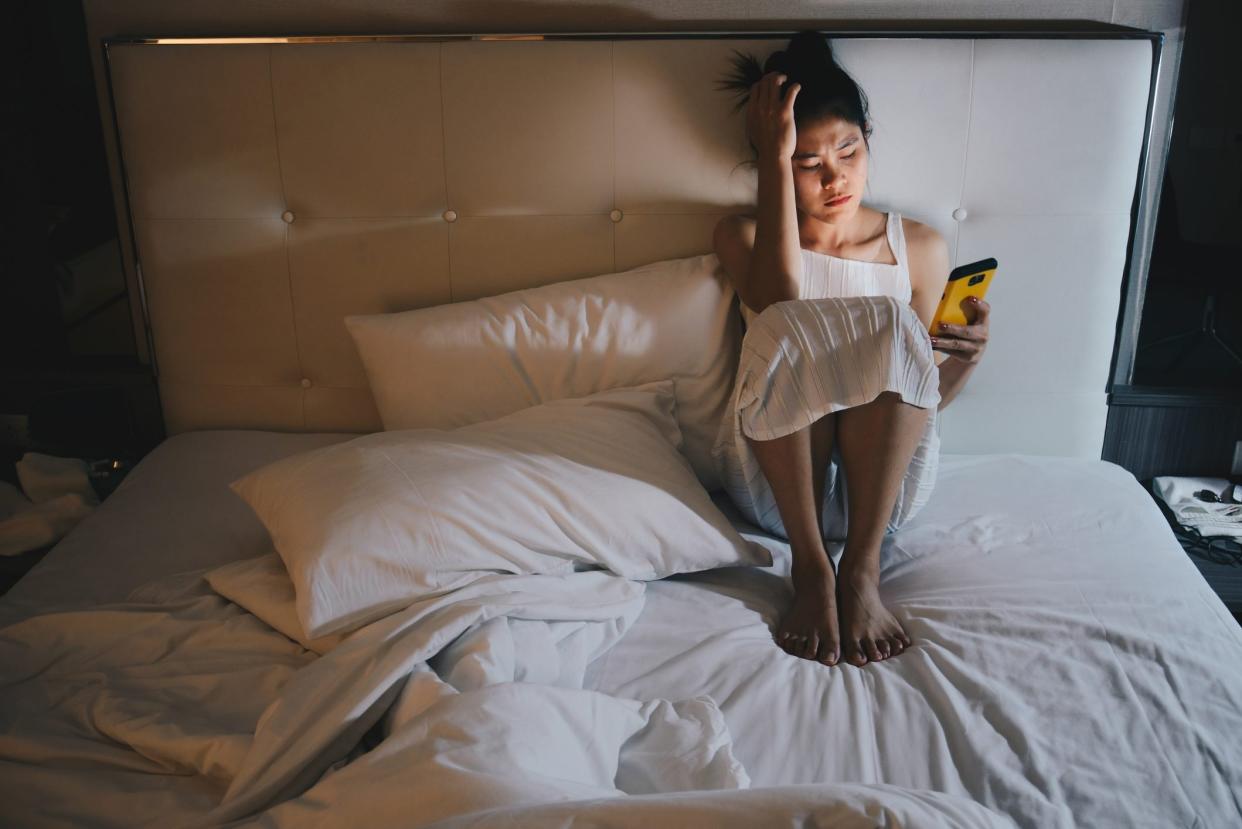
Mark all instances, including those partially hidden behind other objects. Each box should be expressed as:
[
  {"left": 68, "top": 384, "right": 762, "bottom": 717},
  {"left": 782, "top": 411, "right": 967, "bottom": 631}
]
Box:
[
  {"left": 905, "top": 220, "right": 987, "bottom": 412},
  {"left": 905, "top": 221, "right": 950, "bottom": 329},
  {"left": 713, "top": 72, "right": 803, "bottom": 314},
  {"left": 936, "top": 353, "right": 978, "bottom": 410}
]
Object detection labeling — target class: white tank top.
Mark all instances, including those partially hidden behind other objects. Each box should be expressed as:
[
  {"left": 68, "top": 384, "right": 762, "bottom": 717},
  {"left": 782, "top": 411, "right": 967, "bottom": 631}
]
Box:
[{"left": 740, "top": 211, "right": 911, "bottom": 330}]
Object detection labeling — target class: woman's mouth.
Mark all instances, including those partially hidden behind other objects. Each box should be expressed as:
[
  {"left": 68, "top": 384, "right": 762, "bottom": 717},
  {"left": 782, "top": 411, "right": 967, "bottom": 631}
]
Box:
[{"left": 825, "top": 194, "right": 852, "bottom": 206}]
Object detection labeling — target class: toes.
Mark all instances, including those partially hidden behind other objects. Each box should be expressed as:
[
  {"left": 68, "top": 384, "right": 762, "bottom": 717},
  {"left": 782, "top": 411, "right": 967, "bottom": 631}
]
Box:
[
  {"left": 885, "top": 631, "right": 912, "bottom": 657},
  {"left": 864, "top": 638, "right": 883, "bottom": 663},
  {"left": 816, "top": 637, "right": 840, "bottom": 666},
  {"left": 777, "top": 630, "right": 824, "bottom": 661},
  {"left": 887, "top": 631, "right": 910, "bottom": 656},
  {"left": 846, "top": 640, "right": 868, "bottom": 666},
  {"left": 876, "top": 639, "right": 891, "bottom": 660}
]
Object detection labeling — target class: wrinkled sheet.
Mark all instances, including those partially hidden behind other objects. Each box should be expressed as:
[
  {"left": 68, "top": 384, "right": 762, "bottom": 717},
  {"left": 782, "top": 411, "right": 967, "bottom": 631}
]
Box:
[
  {"left": 589, "top": 455, "right": 1242, "bottom": 828},
  {"left": 0, "top": 555, "right": 1008, "bottom": 828},
  {"left": 2, "top": 432, "right": 1241, "bottom": 828}
]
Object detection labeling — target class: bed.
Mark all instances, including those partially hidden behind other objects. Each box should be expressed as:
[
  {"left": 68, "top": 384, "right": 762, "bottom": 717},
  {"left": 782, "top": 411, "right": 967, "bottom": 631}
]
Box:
[{"left": 3, "top": 28, "right": 1241, "bottom": 829}]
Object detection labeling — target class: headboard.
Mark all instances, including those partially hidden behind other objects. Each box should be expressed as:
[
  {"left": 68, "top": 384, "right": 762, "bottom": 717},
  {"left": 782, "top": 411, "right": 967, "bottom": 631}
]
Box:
[{"left": 104, "top": 32, "right": 1158, "bottom": 458}]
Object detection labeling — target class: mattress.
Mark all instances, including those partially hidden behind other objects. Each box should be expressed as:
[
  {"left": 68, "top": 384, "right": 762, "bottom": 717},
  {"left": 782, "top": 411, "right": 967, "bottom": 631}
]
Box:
[
  {"left": 591, "top": 455, "right": 1242, "bottom": 826},
  {"left": 2, "top": 431, "right": 1240, "bottom": 827}
]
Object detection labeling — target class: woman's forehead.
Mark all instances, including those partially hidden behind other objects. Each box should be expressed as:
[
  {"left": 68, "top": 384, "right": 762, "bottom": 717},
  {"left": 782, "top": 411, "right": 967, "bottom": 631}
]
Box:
[{"left": 795, "top": 117, "right": 862, "bottom": 149}]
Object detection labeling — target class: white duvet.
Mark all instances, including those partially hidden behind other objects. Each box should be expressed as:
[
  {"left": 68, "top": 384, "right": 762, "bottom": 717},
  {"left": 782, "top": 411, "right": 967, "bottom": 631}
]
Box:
[
  {"left": 0, "top": 557, "right": 1007, "bottom": 828},
  {"left": 2, "top": 432, "right": 1241, "bottom": 828}
]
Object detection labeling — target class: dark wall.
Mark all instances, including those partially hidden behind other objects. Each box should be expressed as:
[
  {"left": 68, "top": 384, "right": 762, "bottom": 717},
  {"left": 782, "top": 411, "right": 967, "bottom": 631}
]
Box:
[
  {"left": 1130, "top": 0, "right": 1241, "bottom": 390},
  {"left": 1, "top": 0, "right": 133, "bottom": 368}
]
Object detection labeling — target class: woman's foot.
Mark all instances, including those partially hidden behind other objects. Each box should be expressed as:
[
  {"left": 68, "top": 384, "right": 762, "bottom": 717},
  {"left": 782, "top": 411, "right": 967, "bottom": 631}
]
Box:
[
  {"left": 837, "top": 557, "right": 910, "bottom": 666},
  {"left": 776, "top": 558, "right": 841, "bottom": 665}
]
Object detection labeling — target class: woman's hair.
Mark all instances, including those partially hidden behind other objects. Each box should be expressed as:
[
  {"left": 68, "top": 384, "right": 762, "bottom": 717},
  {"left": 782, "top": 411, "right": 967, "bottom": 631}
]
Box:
[{"left": 717, "top": 31, "right": 873, "bottom": 163}]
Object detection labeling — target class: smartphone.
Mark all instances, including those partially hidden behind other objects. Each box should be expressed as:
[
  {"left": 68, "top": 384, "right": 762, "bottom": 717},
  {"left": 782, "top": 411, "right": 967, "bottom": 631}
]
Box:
[{"left": 929, "top": 257, "right": 997, "bottom": 331}]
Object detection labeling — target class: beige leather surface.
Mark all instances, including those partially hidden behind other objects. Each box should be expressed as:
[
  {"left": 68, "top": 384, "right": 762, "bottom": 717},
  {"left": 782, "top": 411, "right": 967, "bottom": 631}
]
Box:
[{"left": 107, "top": 36, "right": 1153, "bottom": 457}]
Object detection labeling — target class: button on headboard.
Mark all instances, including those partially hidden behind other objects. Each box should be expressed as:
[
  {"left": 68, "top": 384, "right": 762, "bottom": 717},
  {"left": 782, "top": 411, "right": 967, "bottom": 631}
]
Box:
[{"left": 106, "top": 34, "right": 1156, "bottom": 457}]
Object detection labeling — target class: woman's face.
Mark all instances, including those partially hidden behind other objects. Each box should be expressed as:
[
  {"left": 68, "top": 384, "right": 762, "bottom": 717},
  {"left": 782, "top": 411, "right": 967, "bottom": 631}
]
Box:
[{"left": 789, "top": 115, "right": 869, "bottom": 224}]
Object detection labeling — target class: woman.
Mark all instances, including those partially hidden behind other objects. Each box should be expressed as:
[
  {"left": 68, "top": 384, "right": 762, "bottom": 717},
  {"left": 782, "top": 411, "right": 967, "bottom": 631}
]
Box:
[{"left": 712, "top": 32, "right": 992, "bottom": 668}]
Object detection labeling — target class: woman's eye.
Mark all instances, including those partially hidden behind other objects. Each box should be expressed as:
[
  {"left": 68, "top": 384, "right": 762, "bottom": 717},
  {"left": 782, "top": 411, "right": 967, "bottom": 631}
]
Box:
[{"left": 798, "top": 151, "right": 855, "bottom": 171}]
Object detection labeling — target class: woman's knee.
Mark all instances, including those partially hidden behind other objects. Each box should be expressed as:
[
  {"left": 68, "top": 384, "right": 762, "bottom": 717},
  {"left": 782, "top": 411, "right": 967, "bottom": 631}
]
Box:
[{"left": 871, "top": 295, "right": 927, "bottom": 341}]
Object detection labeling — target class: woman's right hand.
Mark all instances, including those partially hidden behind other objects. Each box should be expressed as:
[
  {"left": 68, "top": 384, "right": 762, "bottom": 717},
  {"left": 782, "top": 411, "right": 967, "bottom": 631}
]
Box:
[{"left": 746, "top": 72, "right": 801, "bottom": 161}]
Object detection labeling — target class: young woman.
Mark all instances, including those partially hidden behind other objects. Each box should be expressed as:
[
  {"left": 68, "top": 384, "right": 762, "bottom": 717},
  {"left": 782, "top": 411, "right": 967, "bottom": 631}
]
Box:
[{"left": 712, "top": 32, "right": 992, "bottom": 668}]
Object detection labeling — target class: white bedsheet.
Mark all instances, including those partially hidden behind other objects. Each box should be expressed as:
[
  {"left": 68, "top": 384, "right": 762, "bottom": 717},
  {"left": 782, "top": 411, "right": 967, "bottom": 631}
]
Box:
[
  {"left": 1, "top": 431, "right": 1240, "bottom": 827},
  {"left": 589, "top": 454, "right": 1242, "bottom": 827}
]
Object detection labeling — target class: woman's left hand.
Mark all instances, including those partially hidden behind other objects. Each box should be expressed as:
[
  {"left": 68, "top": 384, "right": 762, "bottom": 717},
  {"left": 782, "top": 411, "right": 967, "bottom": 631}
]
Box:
[{"left": 930, "top": 297, "right": 990, "bottom": 365}]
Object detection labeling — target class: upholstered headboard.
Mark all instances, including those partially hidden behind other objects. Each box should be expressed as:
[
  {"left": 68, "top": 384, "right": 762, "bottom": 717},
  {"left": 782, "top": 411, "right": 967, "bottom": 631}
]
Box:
[{"left": 105, "top": 32, "right": 1157, "bottom": 458}]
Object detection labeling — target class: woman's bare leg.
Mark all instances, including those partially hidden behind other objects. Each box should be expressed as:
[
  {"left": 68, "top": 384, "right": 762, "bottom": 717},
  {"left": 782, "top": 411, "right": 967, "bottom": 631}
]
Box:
[
  {"left": 834, "top": 391, "right": 929, "bottom": 666},
  {"left": 809, "top": 412, "right": 835, "bottom": 538},
  {"left": 745, "top": 411, "right": 839, "bottom": 665}
]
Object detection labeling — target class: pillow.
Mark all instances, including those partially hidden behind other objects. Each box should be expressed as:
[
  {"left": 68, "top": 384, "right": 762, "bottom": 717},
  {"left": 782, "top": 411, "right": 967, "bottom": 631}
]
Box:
[
  {"left": 344, "top": 253, "right": 741, "bottom": 491},
  {"left": 230, "top": 381, "right": 770, "bottom": 638}
]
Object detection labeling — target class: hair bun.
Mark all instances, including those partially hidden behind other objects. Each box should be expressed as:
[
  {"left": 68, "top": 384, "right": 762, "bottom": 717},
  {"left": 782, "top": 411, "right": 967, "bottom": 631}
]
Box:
[
  {"left": 786, "top": 31, "right": 836, "bottom": 70},
  {"left": 763, "top": 49, "right": 790, "bottom": 74},
  {"left": 716, "top": 29, "right": 870, "bottom": 142}
]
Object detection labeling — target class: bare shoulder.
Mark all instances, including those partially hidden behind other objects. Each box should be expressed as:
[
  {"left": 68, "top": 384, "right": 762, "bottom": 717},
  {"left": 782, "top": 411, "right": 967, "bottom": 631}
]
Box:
[
  {"left": 901, "top": 217, "right": 949, "bottom": 258},
  {"left": 712, "top": 214, "right": 758, "bottom": 289},
  {"left": 901, "top": 217, "right": 950, "bottom": 290},
  {"left": 901, "top": 217, "right": 951, "bottom": 333}
]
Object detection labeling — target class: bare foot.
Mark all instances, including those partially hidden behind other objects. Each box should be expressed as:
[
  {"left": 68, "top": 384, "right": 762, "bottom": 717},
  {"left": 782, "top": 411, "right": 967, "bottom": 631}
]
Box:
[
  {"left": 776, "top": 558, "right": 841, "bottom": 665},
  {"left": 836, "top": 558, "right": 910, "bottom": 666}
]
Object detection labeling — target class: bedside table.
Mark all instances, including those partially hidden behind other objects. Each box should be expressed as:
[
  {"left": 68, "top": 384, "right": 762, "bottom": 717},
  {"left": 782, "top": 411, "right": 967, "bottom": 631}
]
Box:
[
  {"left": 1143, "top": 478, "right": 1242, "bottom": 622},
  {"left": 0, "top": 455, "right": 133, "bottom": 597}
]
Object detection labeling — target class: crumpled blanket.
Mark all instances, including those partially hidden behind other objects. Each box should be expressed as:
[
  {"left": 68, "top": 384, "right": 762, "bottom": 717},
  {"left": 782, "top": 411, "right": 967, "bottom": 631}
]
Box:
[{"left": 0, "top": 560, "right": 1014, "bottom": 828}]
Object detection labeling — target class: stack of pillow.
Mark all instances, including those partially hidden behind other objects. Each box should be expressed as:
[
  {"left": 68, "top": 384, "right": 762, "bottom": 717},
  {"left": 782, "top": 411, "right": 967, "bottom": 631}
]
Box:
[{"left": 228, "top": 254, "right": 768, "bottom": 641}]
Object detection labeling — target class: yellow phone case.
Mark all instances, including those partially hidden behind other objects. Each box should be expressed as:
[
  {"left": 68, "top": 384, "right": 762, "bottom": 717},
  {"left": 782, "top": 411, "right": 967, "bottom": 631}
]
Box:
[{"left": 931, "top": 257, "right": 997, "bottom": 330}]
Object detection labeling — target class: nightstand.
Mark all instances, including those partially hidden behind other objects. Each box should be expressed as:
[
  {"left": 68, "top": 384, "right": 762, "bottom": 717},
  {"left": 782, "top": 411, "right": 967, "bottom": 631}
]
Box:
[{"left": 0, "top": 456, "right": 133, "bottom": 597}]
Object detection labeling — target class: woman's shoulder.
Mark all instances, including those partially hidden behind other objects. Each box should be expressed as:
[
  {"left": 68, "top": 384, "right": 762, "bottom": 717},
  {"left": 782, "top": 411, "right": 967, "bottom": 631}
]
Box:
[
  {"left": 898, "top": 215, "right": 946, "bottom": 249},
  {"left": 900, "top": 216, "right": 951, "bottom": 299},
  {"left": 894, "top": 212, "right": 948, "bottom": 254},
  {"left": 900, "top": 216, "right": 949, "bottom": 270}
]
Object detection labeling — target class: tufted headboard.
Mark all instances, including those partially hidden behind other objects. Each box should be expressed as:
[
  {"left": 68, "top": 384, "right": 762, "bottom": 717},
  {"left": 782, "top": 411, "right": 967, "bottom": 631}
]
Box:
[{"left": 104, "top": 31, "right": 1158, "bottom": 458}]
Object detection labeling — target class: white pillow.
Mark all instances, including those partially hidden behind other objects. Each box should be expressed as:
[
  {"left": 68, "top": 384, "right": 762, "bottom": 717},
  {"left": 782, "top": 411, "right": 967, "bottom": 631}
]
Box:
[
  {"left": 230, "top": 381, "right": 769, "bottom": 638},
  {"left": 344, "top": 253, "right": 741, "bottom": 491}
]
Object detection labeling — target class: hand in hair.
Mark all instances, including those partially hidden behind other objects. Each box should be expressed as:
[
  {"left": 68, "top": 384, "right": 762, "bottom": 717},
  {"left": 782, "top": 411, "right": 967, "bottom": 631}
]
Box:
[{"left": 745, "top": 72, "right": 800, "bottom": 161}]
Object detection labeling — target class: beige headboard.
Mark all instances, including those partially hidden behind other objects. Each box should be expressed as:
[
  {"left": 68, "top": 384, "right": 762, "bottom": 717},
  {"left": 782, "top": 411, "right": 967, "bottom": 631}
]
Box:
[{"left": 105, "top": 33, "right": 1158, "bottom": 457}]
